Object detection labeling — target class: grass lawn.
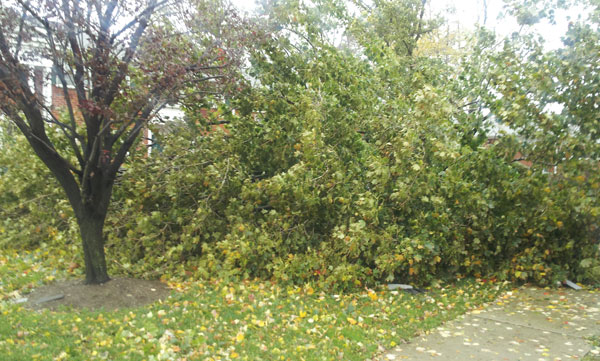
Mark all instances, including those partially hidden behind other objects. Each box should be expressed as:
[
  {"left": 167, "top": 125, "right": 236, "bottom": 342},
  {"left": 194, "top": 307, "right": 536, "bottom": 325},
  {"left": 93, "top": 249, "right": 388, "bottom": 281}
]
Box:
[
  {"left": 585, "top": 336, "right": 600, "bottom": 361},
  {"left": 0, "top": 246, "right": 508, "bottom": 361}
]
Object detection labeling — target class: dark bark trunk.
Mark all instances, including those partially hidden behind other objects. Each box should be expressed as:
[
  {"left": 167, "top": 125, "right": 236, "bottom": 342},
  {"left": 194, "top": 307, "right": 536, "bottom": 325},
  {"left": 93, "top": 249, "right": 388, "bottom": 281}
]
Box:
[{"left": 78, "top": 214, "right": 110, "bottom": 284}]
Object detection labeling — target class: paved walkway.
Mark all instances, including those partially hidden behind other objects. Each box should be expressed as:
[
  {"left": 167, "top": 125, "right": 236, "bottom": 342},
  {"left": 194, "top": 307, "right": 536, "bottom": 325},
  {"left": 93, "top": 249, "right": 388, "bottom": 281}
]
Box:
[{"left": 378, "top": 286, "right": 600, "bottom": 361}]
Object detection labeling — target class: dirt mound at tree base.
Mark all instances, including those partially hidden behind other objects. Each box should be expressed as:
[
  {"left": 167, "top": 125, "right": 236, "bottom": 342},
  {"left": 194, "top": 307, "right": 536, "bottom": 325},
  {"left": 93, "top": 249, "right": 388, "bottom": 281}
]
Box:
[{"left": 24, "top": 278, "right": 171, "bottom": 311}]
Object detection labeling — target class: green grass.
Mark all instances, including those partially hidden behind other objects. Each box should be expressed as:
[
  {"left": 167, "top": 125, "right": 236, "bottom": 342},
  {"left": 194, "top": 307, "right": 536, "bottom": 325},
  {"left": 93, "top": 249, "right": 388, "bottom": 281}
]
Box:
[
  {"left": 584, "top": 335, "right": 600, "bottom": 361},
  {"left": 0, "top": 248, "right": 507, "bottom": 361}
]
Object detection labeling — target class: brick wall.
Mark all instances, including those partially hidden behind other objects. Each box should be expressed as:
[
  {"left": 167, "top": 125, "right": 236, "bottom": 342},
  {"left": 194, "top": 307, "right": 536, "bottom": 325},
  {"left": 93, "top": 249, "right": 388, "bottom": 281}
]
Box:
[{"left": 50, "top": 85, "right": 82, "bottom": 120}]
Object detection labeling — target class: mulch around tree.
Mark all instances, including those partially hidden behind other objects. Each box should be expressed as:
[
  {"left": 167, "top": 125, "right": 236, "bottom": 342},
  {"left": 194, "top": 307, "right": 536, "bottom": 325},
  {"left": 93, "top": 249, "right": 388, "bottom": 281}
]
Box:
[{"left": 24, "top": 277, "right": 171, "bottom": 311}]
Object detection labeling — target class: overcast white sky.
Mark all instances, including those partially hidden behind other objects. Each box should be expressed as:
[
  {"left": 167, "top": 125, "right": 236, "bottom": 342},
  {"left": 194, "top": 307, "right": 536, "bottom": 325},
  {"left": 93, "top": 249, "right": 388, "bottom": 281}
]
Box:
[
  {"left": 231, "top": 0, "right": 590, "bottom": 50},
  {"left": 433, "top": 0, "right": 588, "bottom": 49}
]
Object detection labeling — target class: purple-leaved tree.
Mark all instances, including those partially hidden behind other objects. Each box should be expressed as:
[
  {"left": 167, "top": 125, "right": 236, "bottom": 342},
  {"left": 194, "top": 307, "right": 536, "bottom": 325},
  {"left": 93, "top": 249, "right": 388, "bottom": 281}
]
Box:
[{"left": 0, "top": 0, "right": 252, "bottom": 284}]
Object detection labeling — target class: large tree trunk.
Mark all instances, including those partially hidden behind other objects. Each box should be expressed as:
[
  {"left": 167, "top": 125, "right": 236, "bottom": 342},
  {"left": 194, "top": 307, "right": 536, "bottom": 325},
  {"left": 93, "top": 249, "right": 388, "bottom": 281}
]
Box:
[{"left": 78, "top": 213, "right": 110, "bottom": 284}]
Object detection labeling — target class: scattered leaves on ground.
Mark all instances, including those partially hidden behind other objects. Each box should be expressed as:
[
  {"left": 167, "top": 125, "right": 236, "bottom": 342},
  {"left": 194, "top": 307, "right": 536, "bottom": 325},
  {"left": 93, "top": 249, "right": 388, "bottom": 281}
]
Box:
[{"left": 0, "top": 249, "right": 508, "bottom": 360}]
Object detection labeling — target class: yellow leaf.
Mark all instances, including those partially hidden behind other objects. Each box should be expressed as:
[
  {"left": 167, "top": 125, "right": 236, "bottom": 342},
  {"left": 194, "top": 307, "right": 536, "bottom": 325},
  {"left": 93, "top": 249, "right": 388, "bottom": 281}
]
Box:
[
  {"left": 368, "top": 291, "right": 378, "bottom": 301},
  {"left": 235, "top": 332, "right": 244, "bottom": 343},
  {"left": 347, "top": 317, "right": 357, "bottom": 325}
]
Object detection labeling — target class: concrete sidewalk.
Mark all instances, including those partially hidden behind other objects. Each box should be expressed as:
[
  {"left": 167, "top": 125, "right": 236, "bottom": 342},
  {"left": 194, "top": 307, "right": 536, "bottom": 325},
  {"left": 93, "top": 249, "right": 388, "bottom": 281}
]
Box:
[{"left": 377, "top": 286, "right": 600, "bottom": 361}]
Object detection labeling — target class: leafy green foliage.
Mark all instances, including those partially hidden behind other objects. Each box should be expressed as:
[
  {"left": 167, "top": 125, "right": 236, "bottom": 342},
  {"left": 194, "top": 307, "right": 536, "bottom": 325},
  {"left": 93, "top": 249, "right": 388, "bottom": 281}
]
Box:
[
  {"left": 0, "top": 128, "right": 79, "bottom": 249},
  {"left": 0, "top": 0, "right": 598, "bottom": 290}
]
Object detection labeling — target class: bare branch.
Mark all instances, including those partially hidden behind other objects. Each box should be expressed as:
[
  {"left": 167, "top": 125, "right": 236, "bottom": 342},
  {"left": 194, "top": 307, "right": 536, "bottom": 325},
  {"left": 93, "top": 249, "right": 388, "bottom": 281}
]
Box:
[
  {"left": 110, "top": 0, "right": 171, "bottom": 43},
  {"left": 100, "top": 0, "right": 119, "bottom": 34},
  {"left": 39, "top": 100, "right": 86, "bottom": 168},
  {"left": 110, "top": 117, "right": 139, "bottom": 145},
  {"left": 0, "top": 28, "right": 18, "bottom": 65},
  {"left": 15, "top": 0, "right": 49, "bottom": 28},
  {"left": 16, "top": 1, "right": 86, "bottom": 152},
  {"left": 50, "top": 56, "right": 82, "bottom": 143},
  {"left": 483, "top": 0, "right": 488, "bottom": 26},
  {"left": 413, "top": 0, "right": 427, "bottom": 44},
  {"left": 62, "top": 0, "right": 89, "bottom": 111},
  {"left": 282, "top": 27, "right": 316, "bottom": 51},
  {"left": 108, "top": 110, "right": 150, "bottom": 178},
  {"left": 102, "top": 0, "right": 158, "bottom": 106},
  {"left": 2, "top": 104, "right": 82, "bottom": 176},
  {"left": 80, "top": 132, "right": 101, "bottom": 197},
  {"left": 14, "top": 9, "right": 27, "bottom": 58}
]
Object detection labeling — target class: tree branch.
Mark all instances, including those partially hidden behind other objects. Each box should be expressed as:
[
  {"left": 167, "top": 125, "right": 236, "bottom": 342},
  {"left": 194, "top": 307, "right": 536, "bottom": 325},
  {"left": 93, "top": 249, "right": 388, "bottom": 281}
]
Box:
[
  {"left": 80, "top": 131, "right": 101, "bottom": 198},
  {"left": 0, "top": 28, "right": 19, "bottom": 65},
  {"left": 14, "top": 9, "right": 27, "bottom": 58},
  {"left": 100, "top": 0, "right": 119, "bottom": 34},
  {"left": 15, "top": 0, "right": 48, "bottom": 28},
  {"left": 110, "top": 0, "right": 170, "bottom": 43},
  {"left": 102, "top": 0, "right": 158, "bottom": 107},
  {"left": 107, "top": 111, "right": 150, "bottom": 179},
  {"left": 1, "top": 104, "right": 82, "bottom": 176},
  {"left": 62, "top": 0, "right": 89, "bottom": 114},
  {"left": 24, "top": 3, "right": 86, "bottom": 155},
  {"left": 413, "top": 0, "right": 427, "bottom": 44}
]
